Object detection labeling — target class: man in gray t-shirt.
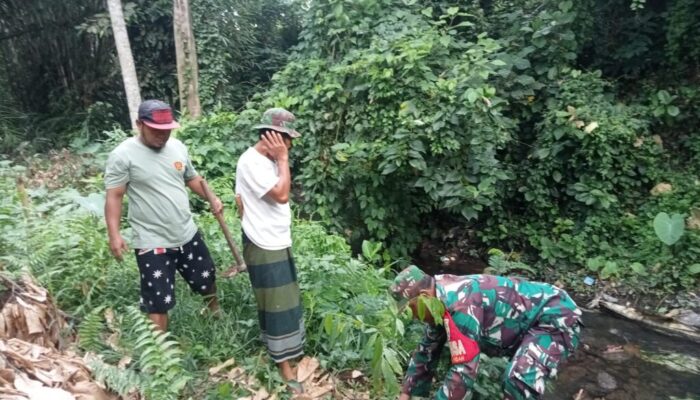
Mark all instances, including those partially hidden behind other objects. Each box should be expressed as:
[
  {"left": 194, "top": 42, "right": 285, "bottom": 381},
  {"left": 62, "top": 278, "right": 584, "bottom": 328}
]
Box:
[{"left": 104, "top": 100, "right": 223, "bottom": 331}]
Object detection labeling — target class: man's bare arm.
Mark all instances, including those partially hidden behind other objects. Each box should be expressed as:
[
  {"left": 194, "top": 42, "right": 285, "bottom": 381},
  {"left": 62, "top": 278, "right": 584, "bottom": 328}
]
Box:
[
  {"left": 186, "top": 176, "right": 223, "bottom": 214},
  {"left": 262, "top": 132, "right": 291, "bottom": 204},
  {"left": 265, "top": 158, "right": 291, "bottom": 203},
  {"left": 105, "top": 186, "right": 128, "bottom": 261}
]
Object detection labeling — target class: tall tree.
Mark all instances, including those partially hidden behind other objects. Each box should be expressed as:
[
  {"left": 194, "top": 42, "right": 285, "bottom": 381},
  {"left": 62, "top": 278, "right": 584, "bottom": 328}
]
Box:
[
  {"left": 107, "top": 0, "right": 141, "bottom": 131},
  {"left": 190, "top": 0, "right": 302, "bottom": 109},
  {"left": 173, "top": 0, "right": 201, "bottom": 118}
]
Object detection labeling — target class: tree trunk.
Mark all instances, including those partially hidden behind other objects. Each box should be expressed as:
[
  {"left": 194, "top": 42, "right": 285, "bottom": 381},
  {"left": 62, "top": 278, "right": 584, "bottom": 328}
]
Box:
[
  {"left": 173, "top": 0, "right": 201, "bottom": 118},
  {"left": 106, "top": 0, "right": 141, "bottom": 132}
]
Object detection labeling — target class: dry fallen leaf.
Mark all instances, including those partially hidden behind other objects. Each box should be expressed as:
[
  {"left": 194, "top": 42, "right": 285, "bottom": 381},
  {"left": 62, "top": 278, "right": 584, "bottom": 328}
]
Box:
[
  {"left": 296, "top": 357, "right": 320, "bottom": 383},
  {"left": 103, "top": 309, "right": 115, "bottom": 329},
  {"left": 306, "top": 384, "right": 333, "bottom": 399},
  {"left": 208, "top": 358, "right": 236, "bottom": 376},
  {"left": 252, "top": 387, "right": 269, "bottom": 400},
  {"left": 226, "top": 366, "right": 246, "bottom": 382},
  {"left": 0, "top": 370, "right": 14, "bottom": 387},
  {"left": 315, "top": 373, "right": 329, "bottom": 384},
  {"left": 68, "top": 381, "right": 116, "bottom": 400},
  {"left": 0, "top": 275, "right": 67, "bottom": 350},
  {"left": 14, "top": 374, "right": 75, "bottom": 400},
  {"left": 105, "top": 332, "right": 120, "bottom": 351},
  {"left": 117, "top": 356, "right": 131, "bottom": 369},
  {"left": 22, "top": 307, "right": 43, "bottom": 336}
]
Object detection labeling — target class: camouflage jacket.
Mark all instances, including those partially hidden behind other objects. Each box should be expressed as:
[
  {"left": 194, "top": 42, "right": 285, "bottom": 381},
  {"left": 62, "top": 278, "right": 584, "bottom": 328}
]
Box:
[{"left": 401, "top": 274, "right": 582, "bottom": 399}]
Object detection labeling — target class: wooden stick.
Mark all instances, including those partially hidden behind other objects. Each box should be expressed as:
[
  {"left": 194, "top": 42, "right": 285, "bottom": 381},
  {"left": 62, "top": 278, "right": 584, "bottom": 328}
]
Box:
[
  {"left": 600, "top": 300, "right": 700, "bottom": 343},
  {"left": 199, "top": 180, "right": 246, "bottom": 275}
]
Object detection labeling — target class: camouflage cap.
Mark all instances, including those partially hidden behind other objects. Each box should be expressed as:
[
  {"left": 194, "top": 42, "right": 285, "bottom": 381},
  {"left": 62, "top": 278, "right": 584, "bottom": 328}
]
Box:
[
  {"left": 253, "top": 107, "right": 301, "bottom": 138},
  {"left": 389, "top": 265, "right": 433, "bottom": 307}
]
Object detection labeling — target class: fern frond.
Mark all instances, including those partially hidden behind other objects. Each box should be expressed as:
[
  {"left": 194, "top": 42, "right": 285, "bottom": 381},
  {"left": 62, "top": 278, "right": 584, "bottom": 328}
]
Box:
[
  {"left": 88, "top": 358, "right": 142, "bottom": 397},
  {"left": 78, "top": 305, "right": 107, "bottom": 352},
  {"left": 123, "top": 306, "right": 191, "bottom": 400}
]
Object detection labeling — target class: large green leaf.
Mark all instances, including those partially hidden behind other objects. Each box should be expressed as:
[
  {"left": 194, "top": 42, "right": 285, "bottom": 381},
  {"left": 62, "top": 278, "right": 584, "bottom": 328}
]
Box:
[
  {"left": 416, "top": 295, "right": 445, "bottom": 325},
  {"left": 630, "top": 262, "right": 647, "bottom": 276},
  {"left": 653, "top": 212, "right": 685, "bottom": 245}
]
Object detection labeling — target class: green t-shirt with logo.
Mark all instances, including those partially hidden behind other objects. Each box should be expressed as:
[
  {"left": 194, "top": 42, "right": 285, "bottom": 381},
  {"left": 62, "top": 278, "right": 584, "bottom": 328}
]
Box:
[{"left": 104, "top": 136, "right": 198, "bottom": 248}]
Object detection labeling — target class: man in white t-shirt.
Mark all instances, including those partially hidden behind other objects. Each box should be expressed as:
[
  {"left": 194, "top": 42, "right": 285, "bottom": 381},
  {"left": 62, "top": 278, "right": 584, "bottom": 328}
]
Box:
[{"left": 235, "top": 108, "right": 305, "bottom": 392}]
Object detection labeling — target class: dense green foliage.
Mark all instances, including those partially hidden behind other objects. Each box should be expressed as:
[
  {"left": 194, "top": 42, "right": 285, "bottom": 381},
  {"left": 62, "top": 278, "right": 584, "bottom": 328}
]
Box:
[
  {"left": 0, "top": 154, "right": 518, "bottom": 398},
  {"left": 0, "top": 155, "right": 435, "bottom": 398},
  {"left": 157, "top": 0, "right": 700, "bottom": 296},
  {"left": 239, "top": 0, "right": 698, "bottom": 295},
  {"left": 1, "top": 0, "right": 700, "bottom": 397},
  {"left": 0, "top": 0, "right": 301, "bottom": 151}
]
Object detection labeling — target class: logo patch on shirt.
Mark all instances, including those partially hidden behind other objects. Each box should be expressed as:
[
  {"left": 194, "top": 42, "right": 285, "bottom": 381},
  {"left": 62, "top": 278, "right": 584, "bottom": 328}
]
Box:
[
  {"left": 444, "top": 311, "right": 480, "bottom": 364},
  {"left": 174, "top": 161, "right": 184, "bottom": 171}
]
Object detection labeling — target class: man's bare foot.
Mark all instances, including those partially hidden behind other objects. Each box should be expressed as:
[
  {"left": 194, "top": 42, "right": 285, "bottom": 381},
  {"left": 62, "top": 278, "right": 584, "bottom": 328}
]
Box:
[{"left": 286, "top": 379, "right": 304, "bottom": 395}]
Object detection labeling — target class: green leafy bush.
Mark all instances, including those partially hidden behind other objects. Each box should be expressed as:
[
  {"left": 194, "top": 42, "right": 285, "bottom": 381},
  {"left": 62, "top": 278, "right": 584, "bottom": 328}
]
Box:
[
  {"left": 0, "top": 160, "right": 408, "bottom": 397},
  {"left": 219, "top": 0, "right": 699, "bottom": 295},
  {"left": 253, "top": 1, "right": 522, "bottom": 255}
]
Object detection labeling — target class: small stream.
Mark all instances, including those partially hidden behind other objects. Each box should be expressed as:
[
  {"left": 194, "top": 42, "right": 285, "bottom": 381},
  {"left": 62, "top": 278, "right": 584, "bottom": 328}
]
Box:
[
  {"left": 546, "top": 310, "right": 700, "bottom": 400},
  {"left": 415, "top": 249, "right": 700, "bottom": 400}
]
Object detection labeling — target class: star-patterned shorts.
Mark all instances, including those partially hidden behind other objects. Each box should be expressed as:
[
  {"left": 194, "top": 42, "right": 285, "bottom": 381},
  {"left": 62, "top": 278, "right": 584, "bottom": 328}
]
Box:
[{"left": 134, "top": 232, "right": 216, "bottom": 313}]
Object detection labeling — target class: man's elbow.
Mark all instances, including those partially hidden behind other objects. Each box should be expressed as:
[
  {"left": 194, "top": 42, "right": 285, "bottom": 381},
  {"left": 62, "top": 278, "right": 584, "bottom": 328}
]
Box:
[
  {"left": 266, "top": 187, "right": 289, "bottom": 204},
  {"left": 275, "top": 193, "right": 289, "bottom": 204}
]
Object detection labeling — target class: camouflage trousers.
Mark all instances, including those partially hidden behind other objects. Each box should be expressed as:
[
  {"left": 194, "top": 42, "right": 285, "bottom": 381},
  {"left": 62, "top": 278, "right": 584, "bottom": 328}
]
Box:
[{"left": 502, "top": 319, "right": 582, "bottom": 399}]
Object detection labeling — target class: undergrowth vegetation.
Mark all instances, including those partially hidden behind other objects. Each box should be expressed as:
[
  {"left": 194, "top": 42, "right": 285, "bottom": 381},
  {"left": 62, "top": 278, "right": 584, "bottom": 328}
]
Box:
[
  {"left": 2, "top": 0, "right": 700, "bottom": 398},
  {"left": 170, "top": 0, "right": 700, "bottom": 300},
  {"left": 0, "top": 158, "right": 512, "bottom": 399}
]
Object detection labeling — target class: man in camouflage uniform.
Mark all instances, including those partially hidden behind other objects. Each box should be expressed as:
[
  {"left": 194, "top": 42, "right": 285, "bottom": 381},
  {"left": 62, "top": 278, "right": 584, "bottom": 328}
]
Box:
[{"left": 391, "top": 266, "right": 582, "bottom": 400}]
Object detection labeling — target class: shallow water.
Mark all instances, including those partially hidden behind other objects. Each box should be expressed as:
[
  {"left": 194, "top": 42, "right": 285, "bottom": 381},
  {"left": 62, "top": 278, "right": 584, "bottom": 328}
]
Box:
[{"left": 545, "top": 310, "right": 700, "bottom": 400}]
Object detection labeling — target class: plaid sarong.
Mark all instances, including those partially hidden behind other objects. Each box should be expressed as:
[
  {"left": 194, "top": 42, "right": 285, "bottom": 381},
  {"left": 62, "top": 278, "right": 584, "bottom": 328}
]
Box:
[{"left": 243, "top": 234, "right": 305, "bottom": 363}]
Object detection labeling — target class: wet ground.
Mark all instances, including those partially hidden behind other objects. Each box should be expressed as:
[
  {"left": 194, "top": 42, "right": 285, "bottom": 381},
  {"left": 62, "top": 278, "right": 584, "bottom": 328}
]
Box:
[{"left": 546, "top": 310, "right": 700, "bottom": 400}]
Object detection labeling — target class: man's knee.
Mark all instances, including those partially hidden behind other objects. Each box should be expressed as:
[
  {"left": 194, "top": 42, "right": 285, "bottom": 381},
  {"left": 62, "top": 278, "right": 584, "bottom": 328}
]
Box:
[
  {"left": 502, "top": 338, "right": 558, "bottom": 399},
  {"left": 503, "top": 372, "right": 539, "bottom": 400}
]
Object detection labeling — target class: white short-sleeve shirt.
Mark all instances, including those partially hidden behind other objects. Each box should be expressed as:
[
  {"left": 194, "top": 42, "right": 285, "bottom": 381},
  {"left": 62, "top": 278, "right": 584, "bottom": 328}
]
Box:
[{"left": 235, "top": 147, "right": 292, "bottom": 250}]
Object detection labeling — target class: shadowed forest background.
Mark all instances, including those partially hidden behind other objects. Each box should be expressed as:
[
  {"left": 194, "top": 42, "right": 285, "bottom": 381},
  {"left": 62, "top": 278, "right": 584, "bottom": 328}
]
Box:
[{"left": 0, "top": 0, "right": 699, "bottom": 399}]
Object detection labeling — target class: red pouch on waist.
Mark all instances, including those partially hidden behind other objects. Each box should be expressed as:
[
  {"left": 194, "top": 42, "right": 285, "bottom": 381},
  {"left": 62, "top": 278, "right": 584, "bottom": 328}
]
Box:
[{"left": 443, "top": 311, "right": 480, "bottom": 364}]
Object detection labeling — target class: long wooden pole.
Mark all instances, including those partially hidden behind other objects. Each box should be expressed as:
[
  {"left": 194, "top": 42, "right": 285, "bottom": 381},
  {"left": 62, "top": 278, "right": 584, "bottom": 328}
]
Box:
[{"left": 199, "top": 180, "right": 246, "bottom": 276}]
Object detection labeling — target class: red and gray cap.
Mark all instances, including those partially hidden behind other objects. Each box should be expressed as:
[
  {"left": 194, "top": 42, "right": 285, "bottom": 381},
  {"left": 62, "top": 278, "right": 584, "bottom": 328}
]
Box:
[
  {"left": 138, "top": 100, "right": 180, "bottom": 130},
  {"left": 253, "top": 108, "right": 301, "bottom": 138}
]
